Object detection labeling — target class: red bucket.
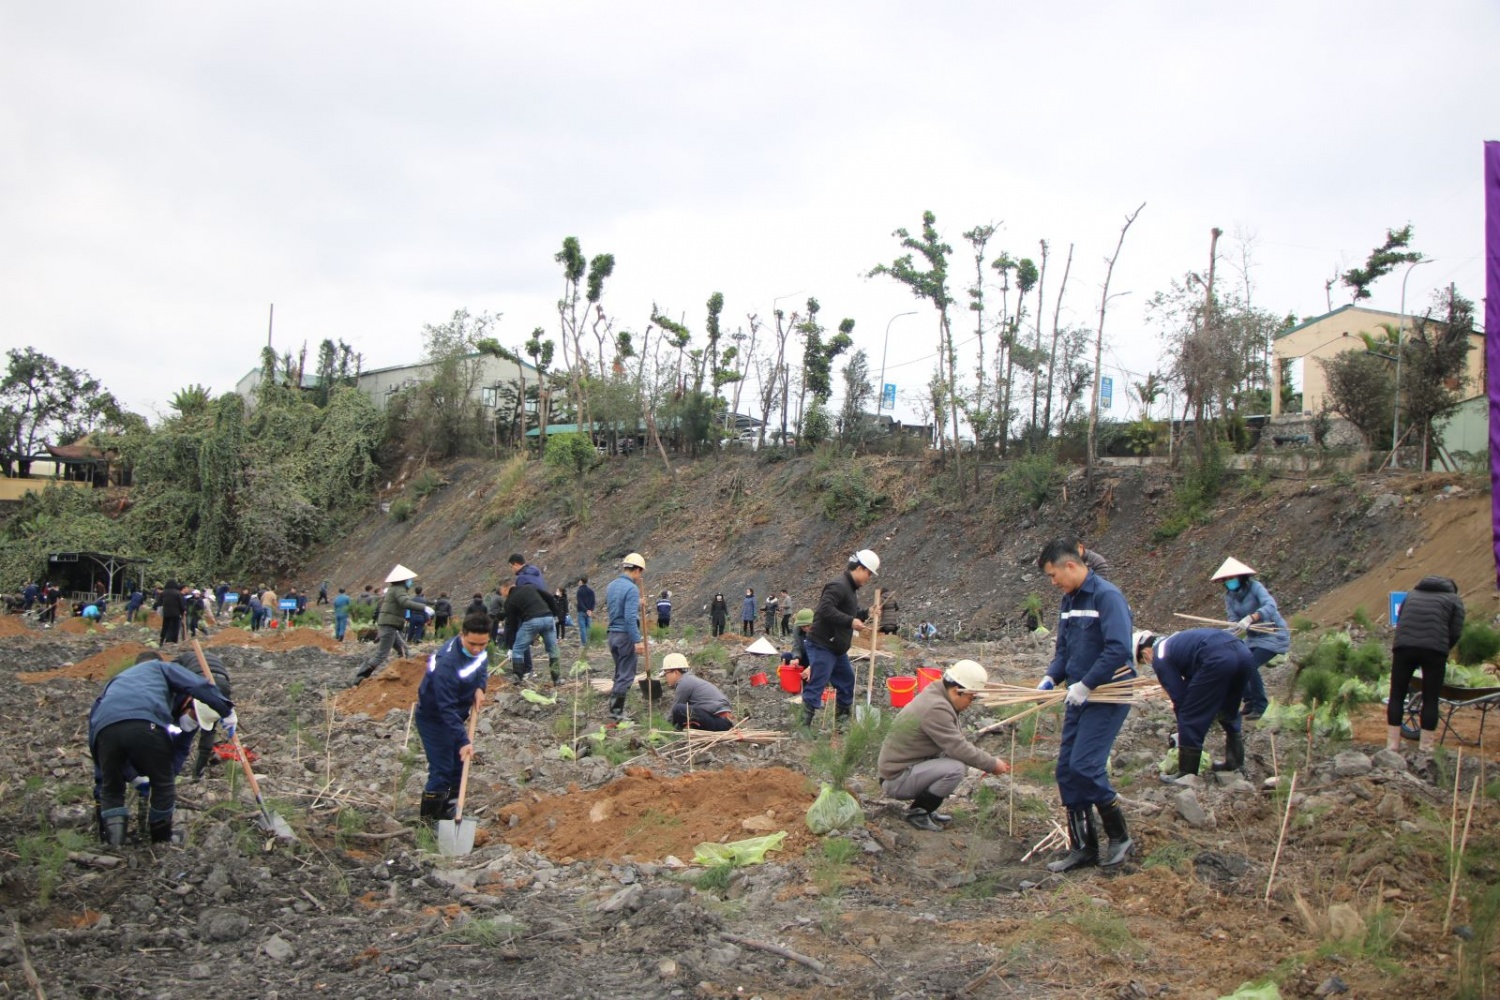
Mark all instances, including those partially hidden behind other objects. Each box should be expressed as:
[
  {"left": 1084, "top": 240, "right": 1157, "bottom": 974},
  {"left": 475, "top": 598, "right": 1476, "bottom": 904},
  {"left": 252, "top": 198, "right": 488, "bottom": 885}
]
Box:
[
  {"left": 887, "top": 676, "right": 918, "bottom": 708},
  {"left": 749, "top": 671, "right": 769, "bottom": 687},
  {"left": 778, "top": 664, "right": 803, "bottom": 693},
  {"left": 822, "top": 687, "right": 834, "bottom": 703},
  {"left": 916, "top": 666, "right": 942, "bottom": 691}
]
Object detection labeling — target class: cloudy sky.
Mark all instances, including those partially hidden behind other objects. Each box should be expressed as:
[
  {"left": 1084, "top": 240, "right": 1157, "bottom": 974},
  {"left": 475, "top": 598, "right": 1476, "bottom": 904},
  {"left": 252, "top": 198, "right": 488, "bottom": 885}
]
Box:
[{"left": 2, "top": 2, "right": 1495, "bottom": 424}]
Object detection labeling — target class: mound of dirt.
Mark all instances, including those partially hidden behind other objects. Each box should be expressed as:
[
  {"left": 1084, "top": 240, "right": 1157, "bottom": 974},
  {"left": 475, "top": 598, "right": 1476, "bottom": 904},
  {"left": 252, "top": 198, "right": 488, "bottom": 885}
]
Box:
[
  {"left": 18, "top": 642, "right": 155, "bottom": 684},
  {"left": 206, "top": 628, "right": 350, "bottom": 654},
  {"left": 332, "top": 656, "right": 428, "bottom": 717},
  {"left": 0, "top": 615, "right": 29, "bottom": 638},
  {"left": 55, "top": 617, "right": 104, "bottom": 635},
  {"left": 498, "top": 765, "right": 816, "bottom": 862}
]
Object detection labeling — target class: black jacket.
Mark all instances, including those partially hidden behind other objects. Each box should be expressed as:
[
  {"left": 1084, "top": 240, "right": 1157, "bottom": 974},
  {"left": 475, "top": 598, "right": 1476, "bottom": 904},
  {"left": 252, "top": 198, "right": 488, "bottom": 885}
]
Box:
[
  {"left": 155, "top": 586, "right": 185, "bottom": 619},
  {"left": 1394, "top": 576, "right": 1465, "bottom": 654},
  {"left": 808, "top": 571, "right": 869, "bottom": 655},
  {"left": 504, "top": 585, "right": 554, "bottom": 636}
]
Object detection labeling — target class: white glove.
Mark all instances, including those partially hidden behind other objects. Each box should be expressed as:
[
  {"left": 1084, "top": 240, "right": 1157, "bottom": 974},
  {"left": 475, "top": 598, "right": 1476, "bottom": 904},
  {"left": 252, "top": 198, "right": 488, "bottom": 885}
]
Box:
[
  {"left": 1037, "top": 677, "right": 1055, "bottom": 691},
  {"left": 1234, "top": 615, "right": 1253, "bottom": 635},
  {"left": 1065, "top": 681, "right": 1091, "bottom": 706},
  {"left": 221, "top": 711, "right": 238, "bottom": 739},
  {"left": 427, "top": 607, "right": 436, "bottom": 620}
]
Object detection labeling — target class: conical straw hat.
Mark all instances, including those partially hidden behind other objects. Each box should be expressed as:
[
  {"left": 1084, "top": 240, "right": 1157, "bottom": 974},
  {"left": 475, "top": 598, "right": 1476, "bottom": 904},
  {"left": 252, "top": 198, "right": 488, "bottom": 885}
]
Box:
[
  {"left": 385, "top": 564, "right": 418, "bottom": 583},
  {"left": 1210, "top": 557, "right": 1256, "bottom": 580}
]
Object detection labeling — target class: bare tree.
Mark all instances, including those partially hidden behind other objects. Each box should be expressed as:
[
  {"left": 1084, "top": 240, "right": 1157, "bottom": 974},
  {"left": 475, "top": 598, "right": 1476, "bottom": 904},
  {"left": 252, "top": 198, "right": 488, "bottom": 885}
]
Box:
[
  {"left": 1041, "top": 242, "right": 1075, "bottom": 439},
  {"left": 1086, "top": 202, "right": 1146, "bottom": 494}
]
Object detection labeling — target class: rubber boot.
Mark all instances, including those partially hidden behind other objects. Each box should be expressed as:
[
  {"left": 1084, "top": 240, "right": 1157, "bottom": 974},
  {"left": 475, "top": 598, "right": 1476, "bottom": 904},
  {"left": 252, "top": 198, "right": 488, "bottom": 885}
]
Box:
[
  {"left": 1046, "top": 807, "right": 1098, "bottom": 872},
  {"left": 799, "top": 704, "right": 817, "bottom": 731},
  {"left": 193, "top": 733, "right": 214, "bottom": 780},
  {"left": 834, "top": 701, "right": 851, "bottom": 733},
  {"left": 607, "top": 694, "right": 629, "bottom": 725},
  {"left": 103, "top": 815, "right": 128, "bottom": 848},
  {"left": 149, "top": 819, "right": 174, "bottom": 844},
  {"left": 548, "top": 657, "right": 561, "bottom": 686},
  {"left": 1386, "top": 725, "right": 1402, "bottom": 752},
  {"left": 1212, "top": 730, "right": 1245, "bottom": 772},
  {"left": 905, "top": 791, "right": 945, "bottom": 832},
  {"left": 1419, "top": 729, "right": 1436, "bottom": 752},
  {"left": 910, "top": 790, "right": 952, "bottom": 826},
  {"left": 1161, "top": 748, "right": 1203, "bottom": 785},
  {"left": 1096, "top": 799, "right": 1134, "bottom": 867},
  {"left": 420, "top": 790, "right": 449, "bottom": 822}
]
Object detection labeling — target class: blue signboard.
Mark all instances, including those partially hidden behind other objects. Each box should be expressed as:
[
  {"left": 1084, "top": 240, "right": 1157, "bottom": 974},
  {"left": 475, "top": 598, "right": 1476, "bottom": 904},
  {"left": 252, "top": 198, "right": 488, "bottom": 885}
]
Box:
[
  {"left": 1100, "top": 376, "right": 1113, "bottom": 410},
  {"left": 881, "top": 383, "right": 896, "bottom": 408},
  {"left": 1389, "top": 591, "right": 1406, "bottom": 626},
  {"left": 223, "top": 593, "right": 239, "bottom": 605},
  {"left": 279, "top": 599, "right": 298, "bottom": 611}
]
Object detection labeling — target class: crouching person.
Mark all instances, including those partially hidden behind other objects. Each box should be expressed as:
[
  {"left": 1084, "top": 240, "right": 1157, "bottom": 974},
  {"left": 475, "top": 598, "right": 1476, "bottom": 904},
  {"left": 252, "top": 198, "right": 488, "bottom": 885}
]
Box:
[
  {"left": 876, "top": 660, "right": 1009, "bottom": 832},
  {"left": 1134, "top": 628, "right": 1254, "bottom": 780},
  {"left": 415, "top": 612, "right": 490, "bottom": 822},
  {"left": 660, "top": 653, "right": 734, "bottom": 731},
  {"left": 89, "top": 651, "right": 235, "bottom": 846}
]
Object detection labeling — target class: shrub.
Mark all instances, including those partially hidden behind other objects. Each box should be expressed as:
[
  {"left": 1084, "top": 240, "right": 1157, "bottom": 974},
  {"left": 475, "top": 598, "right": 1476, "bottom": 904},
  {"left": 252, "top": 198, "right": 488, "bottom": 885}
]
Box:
[
  {"left": 817, "top": 466, "right": 888, "bottom": 528},
  {"left": 1296, "top": 668, "right": 1339, "bottom": 707},
  {"left": 544, "top": 432, "right": 598, "bottom": 475},
  {"left": 1456, "top": 623, "right": 1500, "bottom": 666},
  {"left": 389, "top": 499, "right": 415, "bottom": 523},
  {"left": 995, "top": 452, "right": 1064, "bottom": 514},
  {"left": 1344, "top": 640, "right": 1390, "bottom": 682},
  {"left": 410, "top": 469, "right": 444, "bottom": 499}
]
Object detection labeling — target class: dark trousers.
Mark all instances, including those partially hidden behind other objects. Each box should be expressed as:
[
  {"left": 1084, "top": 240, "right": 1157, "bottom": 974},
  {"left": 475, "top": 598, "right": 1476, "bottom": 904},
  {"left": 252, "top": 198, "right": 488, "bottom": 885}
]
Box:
[
  {"left": 415, "top": 712, "right": 464, "bottom": 794},
  {"left": 742, "top": 619, "right": 754, "bottom": 636},
  {"left": 1242, "top": 646, "right": 1279, "bottom": 715},
  {"left": 671, "top": 704, "right": 734, "bottom": 731},
  {"left": 802, "top": 639, "right": 854, "bottom": 712},
  {"left": 780, "top": 613, "right": 791, "bottom": 637},
  {"left": 711, "top": 617, "right": 726, "bottom": 638},
  {"left": 1159, "top": 642, "right": 1252, "bottom": 750},
  {"left": 94, "top": 720, "right": 177, "bottom": 825},
  {"left": 1056, "top": 701, "right": 1130, "bottom": 808},
  {"left": 358, "top": 624, "right": 404, "bottom": 678},
  {"left": 1388, "top": 646, "right": 1446, "bottom": 730},
  {"left": 160, "top": 616, "right": 181, "bottom": 645},
  {"left": 608, "top": 632, "right": 638, "bottom": 699}
]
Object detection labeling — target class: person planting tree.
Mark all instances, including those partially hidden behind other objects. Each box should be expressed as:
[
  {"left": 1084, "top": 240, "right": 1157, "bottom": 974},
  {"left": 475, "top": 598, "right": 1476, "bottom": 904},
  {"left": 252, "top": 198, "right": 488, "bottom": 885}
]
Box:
[
  {"left": 1133, "top": 629, "right": 1254, "bottom": 780},
  {"left": 660, "top": 653, "right": 734, "bottom": 731},
  {"left": 415, "top": 612, "right": 490, "bottom": 822}
]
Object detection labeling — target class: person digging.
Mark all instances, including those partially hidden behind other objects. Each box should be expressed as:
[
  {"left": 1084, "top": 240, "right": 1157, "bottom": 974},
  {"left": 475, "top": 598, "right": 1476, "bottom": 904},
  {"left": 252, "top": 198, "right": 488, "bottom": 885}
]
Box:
[
  {"left": 877, "top": 659, "right": 1010, "bottom": 831},
  {"left": 660, "top": 652, "right": 735, "bottom": 731},
  {"left": 353, "top": 564, "right": 430, "bottom": 686},
  {"left": 1133, "top": 628, "right": 1254, "bottom": 781},
  {"left": 415, "top": 612, "right": 491, "bottom": 822}
]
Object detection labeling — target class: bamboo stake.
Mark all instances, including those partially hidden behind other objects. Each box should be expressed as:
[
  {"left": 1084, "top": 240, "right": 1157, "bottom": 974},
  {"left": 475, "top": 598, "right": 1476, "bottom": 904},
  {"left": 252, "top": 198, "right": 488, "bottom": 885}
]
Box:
[
  {"left": 1305, "top": 699, "right": 1316, "bottom": 767},
  {"left": 1265, "top": 770, "right": 1299, "bottom": 903},
  {"left": 1173, "top": 612, "right": 1279, "bottom": 633},
  {"left": 1269, "top": 730, "right": 1278, "bottom": 778},
  {"left": 864, "top": 588, "right": 882, "bottom": 707},
  {"left": 1007, "top": 728, "right": 1017, "bottom": 838},
  {"left": 1444, "top": 774, "right": 1480, "bottom": 934},
  {"left": 1450, "top": 752, "right": 1464, "bottom": 864}
]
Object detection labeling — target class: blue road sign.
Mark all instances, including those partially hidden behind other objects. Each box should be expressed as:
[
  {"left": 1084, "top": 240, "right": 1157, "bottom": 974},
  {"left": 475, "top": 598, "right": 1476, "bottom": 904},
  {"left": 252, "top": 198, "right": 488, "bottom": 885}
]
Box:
[
  {"left": 882, "top": 383, "right": 896, "bottom": 408},
  {"left": 1101, "top": 376, "right": 1113, "bottom": 410}
]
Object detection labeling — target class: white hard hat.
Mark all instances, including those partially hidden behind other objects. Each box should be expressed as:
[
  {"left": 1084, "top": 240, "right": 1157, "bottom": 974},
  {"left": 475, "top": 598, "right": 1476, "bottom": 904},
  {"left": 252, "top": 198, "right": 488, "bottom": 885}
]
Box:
[
  {"left": 944, "top": 659, "right": 988, "bottom": 691},
  {"left": 1210, "top": 557, "right": 1256, "bottom": 581},
  {"left": 385, "top": 564, "right": 418, "bottom": 583},
  {"left": 661, "top": 652, "right": 690, "bottom": 672},
  {"left": 193, "top": 700, "right": 221, "bottom": 730},
  {"left": 1133, "top": 630, "right": 1158, "bottom": 662},
  {"left": 622, "top": 552, "right": 646, "bottom": 571},
  {"left": 851, "top": 549, "right": 880, "bottom": 576}
]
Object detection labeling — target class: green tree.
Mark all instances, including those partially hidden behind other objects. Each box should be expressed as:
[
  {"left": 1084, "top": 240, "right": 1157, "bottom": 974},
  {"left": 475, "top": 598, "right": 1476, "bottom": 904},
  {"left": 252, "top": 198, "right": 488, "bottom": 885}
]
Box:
[
  {"left": 838, "top": 349, "right": 875, "bottom": 448},
  {"left": 0, "top": 349, "right": 114, "bottom": 477},
  {"left": 411, "top": 309, "right": 501, "bottom": 459},
  {"left": 1341, "top": 225, "right": 1422, "bottom": 303},
  {"left": 1318, "top": 350, "right": 1394, "bottom": 446}
]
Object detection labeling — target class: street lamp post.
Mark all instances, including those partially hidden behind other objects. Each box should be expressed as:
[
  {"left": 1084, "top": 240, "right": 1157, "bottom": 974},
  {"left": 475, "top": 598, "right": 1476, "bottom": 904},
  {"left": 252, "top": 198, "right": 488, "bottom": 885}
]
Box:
[
  {"left": 1390, "top": 258, "right": 1435, "bottom": 468},
  {"left": 878, "top": 311, "right": 918, "bottom": 415}
]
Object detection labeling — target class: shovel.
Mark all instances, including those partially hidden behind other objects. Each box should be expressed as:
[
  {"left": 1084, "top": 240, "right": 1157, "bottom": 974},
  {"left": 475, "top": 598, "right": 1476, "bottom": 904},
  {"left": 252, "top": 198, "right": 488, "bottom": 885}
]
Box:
[
  {"left": 190, "top": 640, "right": 297, "bottom": 841},
  {"left": 438, "top": 691, "right": 481, "bottom": 856}
]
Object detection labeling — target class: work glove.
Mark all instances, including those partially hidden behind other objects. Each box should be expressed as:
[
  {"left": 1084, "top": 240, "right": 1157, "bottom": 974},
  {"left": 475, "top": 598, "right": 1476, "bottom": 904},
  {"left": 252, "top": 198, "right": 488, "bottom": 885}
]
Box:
[
  {"left": 1234, "top": 615, "right": 1253, "bottom": 634},
  {"left": 1065, "top": 681, "right": 1091, "bottom": 707},
  {"left": 1037, "top": 677, "right": 1055, "bottom": 691},
  {"left": 221, "top": 711, "right": 238, "bottom": 740}
]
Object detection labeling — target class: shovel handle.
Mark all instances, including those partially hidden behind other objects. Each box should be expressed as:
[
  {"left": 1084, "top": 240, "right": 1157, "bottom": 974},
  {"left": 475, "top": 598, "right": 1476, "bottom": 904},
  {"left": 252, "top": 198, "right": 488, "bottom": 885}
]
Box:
[
  {"left": 190, "top": 639, "right": 274, "bottom": 823},
  {"left": 452, "top": 690, "right": 482, "bottom": 824}
]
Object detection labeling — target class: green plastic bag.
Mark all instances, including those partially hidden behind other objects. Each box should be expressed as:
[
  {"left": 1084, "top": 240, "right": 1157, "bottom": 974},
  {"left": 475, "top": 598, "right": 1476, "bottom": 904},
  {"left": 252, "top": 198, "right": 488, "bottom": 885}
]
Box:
[
  {"left": 692, "top": 831, "right": 788, "bottom": 867},
  {"left": 1159, "top": 747, "right": 1212, "bottom": 776},
  {"left": 805, "top": 782, "right": 863, "bottom": 834},
  {"left": 521, "top": 689, "right": 557, "bottom": 705},
  {"left": 1215, "top": 982, "right": 1280, "bottom": 1000}
]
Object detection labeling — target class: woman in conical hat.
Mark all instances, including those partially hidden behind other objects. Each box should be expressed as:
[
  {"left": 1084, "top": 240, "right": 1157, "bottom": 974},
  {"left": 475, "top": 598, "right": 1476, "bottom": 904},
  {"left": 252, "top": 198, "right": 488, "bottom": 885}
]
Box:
[{"left": 1212, "top": 557, "right": 1290, "bottom": 721}]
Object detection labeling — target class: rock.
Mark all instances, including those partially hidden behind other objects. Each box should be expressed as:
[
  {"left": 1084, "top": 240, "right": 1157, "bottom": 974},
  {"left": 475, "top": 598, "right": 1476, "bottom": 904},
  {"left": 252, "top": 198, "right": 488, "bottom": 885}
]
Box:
[
  {"left": 188, "top": 964, "right": 213, "bottom": 980},
  {"left": 597, "top": 884, "right": 645, "bottom": 914},
  {"left": 197, "top": 908, "right": 250, "bottom": 943},
  {"left": 1315, "top": 974, "right": 1349, "bottom": 995},
  {"left": 428, "top": 869, "right": 477, "bottom": 893},
  {"left": 1371, "top": 749, "right": 1407, "bottom": 771},
  {"left": 658, "top": 958, "right": 678, "bottom": 978},
  {"left": 1366, "top": 493, "right": 1403, "bottom": 517},
  {"left": 262, "top": 935, "right": 296, "bottom": 962},
  {"left": 1327, "top": 903, "right": 1366, "bottom": 942},
  {"left": 1374, "top": 793, "right": 1404, "bottom": 820},
  {"left": 1174, "top": 789, "right": 1212, "bottom": 828},
  {"left": 1332, "top": 751, "right": 1372, "bottom": 778},
  {"left": 1453, "top": 924, "right": 1476, "bottom": 941},
  {"left": 1193, "top": 851, "right": 1250, "bottom": 885}
]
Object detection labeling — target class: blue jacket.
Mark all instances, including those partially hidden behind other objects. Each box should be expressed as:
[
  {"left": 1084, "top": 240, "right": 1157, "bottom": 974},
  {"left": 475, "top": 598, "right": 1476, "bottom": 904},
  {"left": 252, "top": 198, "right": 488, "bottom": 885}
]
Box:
[
  {"left": 333, "top": 593, "right": 351, "bottom": 617},
  {"left": 575, "top": 584, "right": 596, "bottom": 614},
  {"left": 1045, "top": 572, "right": 1136, "bottom": 689},
  {"left": 605, "top": 574, "right": 642, "bottom": 642},
  {"left": 416, "top": 636, "right": 489, "bottom": 748},
  {"left": 1147, "top": 628, "right": 1244, "bottom": 705},
  {"left": 515, "top": 564, "right": 547, "bottom": 593},
  {"left": 741, "top": 595, "right": 757, "bottom": 620},
  {"left": 88, "top": 661, "right": 232, "bottom": 751},
  {"left": 125, "top": 590, "right": 144, "bottom": 611},
  {"left": 1224, "top": 579, "right": 1290, "bottom": 654}
]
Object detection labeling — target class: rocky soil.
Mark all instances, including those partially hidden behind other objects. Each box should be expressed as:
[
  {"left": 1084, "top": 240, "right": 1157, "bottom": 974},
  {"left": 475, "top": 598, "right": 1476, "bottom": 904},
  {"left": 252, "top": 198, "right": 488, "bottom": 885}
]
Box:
[{"left": 1, "top": 607, "right": 1496, "bottom": 999}]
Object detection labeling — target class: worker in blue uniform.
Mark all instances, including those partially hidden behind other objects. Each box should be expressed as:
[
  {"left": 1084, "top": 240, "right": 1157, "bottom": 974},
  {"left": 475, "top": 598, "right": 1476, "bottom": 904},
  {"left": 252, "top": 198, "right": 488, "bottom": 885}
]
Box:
[
  {"left": 415, "top": 612, "right": 491, "bottom": 821},
  {"left": 1035, "top": 538, "right": 1136, "bottom": 872},
  {"left": 1134, "top": 628, "right": 1254, "bottom": 780}
]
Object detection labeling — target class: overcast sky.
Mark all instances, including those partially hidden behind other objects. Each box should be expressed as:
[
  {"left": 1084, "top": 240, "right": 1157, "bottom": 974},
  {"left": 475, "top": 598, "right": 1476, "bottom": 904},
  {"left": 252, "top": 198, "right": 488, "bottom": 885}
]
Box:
[{"left": 2, "top": 2, "right": 1494, "bottom": 425}]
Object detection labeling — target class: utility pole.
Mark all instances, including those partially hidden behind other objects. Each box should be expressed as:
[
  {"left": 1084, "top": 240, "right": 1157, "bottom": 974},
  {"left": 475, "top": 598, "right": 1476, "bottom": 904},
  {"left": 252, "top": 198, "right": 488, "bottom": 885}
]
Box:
[{"left": 267, "top": 303, "right": 275, "bottom": 348}]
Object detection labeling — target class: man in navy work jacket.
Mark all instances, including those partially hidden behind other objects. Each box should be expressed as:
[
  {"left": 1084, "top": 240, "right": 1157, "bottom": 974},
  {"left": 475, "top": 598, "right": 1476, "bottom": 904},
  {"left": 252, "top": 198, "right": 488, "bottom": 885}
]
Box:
[
  {"left": 1036, "top": 538, "right": 1136, "bottom": 872},
  {"left": 1135, "top": 628, "right": 1254, "bottom": 780},
  {"left": 605, "top": 553, "right": 647, "bottom": 724},
  {"left": 415, "top": 612, "right": 491, "bottom": 821},
  {"left": 89, "top": 651, "right": 235, "bottom": 846}
]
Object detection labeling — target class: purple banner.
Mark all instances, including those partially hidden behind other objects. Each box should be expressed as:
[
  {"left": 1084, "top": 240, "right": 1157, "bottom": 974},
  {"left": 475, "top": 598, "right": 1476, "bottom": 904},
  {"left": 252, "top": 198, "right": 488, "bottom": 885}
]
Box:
[{"left": 1488, "top": 141, "right": 1500, "bottom": 588}]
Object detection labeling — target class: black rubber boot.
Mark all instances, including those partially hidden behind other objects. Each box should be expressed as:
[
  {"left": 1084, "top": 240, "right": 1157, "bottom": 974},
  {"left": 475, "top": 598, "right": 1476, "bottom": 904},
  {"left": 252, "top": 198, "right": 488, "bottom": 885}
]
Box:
[
  {"left": 607, "top": 694, "right": 628, "bottom": 724},
  {"left": 193, "top": 734, "right": 214, "bottom": 780},
  {"left": 104, "top": 816, "right": 128, "bottom": 848},
  {"left": 1096, "top": 799, "right": 1134, "bottom": 867},
  {"left": 1213, "top": 729, "right": 1245, "bottom": 772},
  {"left": 420, "top": 790, "right": 450, "bottom": 822},
  {"left": 149, "top": 819, "right": 174, "bottom": 844},
  {"left": 799, "top": 704, "right": 817, "bottom": 730},
  {"left": 1161, "top": 748, "right": 1204, "bottom": 784},
  {"left": 906, "top": 791, "right": 948, "bottom": 830},
  {"left": 1046, "top": 807, "right": 1098, "bottom": 873},
  {"left": 834, "top": 702, "right": 851, "bottom": 732}
]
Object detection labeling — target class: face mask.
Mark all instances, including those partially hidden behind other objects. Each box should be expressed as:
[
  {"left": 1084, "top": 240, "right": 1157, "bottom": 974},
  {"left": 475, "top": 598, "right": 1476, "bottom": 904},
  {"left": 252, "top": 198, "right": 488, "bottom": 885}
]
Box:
[{"left": 1225, "top": 579, "right": 1241, "bottom": 592}]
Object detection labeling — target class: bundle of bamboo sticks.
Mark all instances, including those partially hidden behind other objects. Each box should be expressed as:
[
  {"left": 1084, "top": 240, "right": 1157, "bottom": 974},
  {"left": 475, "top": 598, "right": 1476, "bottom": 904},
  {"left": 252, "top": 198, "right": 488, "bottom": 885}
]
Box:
[
  {"left": 976, "top": 676, "right": 1164, "bottom": 708},
  {"left": 651, "top": 725, "right": 784, "bottom": 762}
]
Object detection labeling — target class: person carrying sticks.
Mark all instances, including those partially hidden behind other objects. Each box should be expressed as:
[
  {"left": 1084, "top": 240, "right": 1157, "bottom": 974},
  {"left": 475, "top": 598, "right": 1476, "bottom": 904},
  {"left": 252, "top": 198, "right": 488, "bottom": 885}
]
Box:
[
  {"left": 1036, "top": 538, "right": 1136, "bottom": 871},
  {"left": 1134, "top": 628, "right": 1254, "bottom": 780},
  {"left": 660, "top": 652, "right": 735, "bottom": 731},
  {"left": 877, "top": 660, "right": 1010, "bottom": 831},
  {"left": 1214, "top": 556, "right": 1290, "bottom": 720},
  {"left": 415, "top": 612, "right": 491, "bottom": 822}
]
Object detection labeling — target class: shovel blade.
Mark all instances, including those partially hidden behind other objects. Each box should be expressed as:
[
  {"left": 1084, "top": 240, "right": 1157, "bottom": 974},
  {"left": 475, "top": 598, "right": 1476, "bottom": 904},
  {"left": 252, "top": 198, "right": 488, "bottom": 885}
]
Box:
[
  {"left": 437, "top": 817, "right": 476, "bottom": 856},
  {"left": 854, "top": 704, "right": 881, "bottom": 725},
  {"left": 255, "top": 811, "right": 298, "bottom": 841}
]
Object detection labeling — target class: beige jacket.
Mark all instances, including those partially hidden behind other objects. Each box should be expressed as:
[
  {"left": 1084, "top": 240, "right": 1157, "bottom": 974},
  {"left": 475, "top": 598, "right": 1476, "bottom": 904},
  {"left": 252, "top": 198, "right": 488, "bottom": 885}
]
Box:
[{"left": 877, "top": 682, "right": 998, "bottom": 781}]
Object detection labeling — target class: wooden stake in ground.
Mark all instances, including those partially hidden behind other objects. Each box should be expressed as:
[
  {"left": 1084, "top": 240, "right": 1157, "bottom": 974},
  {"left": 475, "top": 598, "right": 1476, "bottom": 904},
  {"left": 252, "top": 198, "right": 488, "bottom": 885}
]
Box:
[
  {"left": 1007, "top": 728, "right": 1017, "bottom": 838},
  {"left": 1445, "top": 773, "right": 1480, "bottom": 934},
  {"left": 1269, "top": 730, "right": 1278, "bottom": 778},
  {"left": 1265, "top": 770, "right": 1298, "bottom": 903},
  {"left": 1450, "top": 751, "right": 1464, "bottom": 867},
  {"left": 863, "top": 589, "right": 882, "bottom": 707}
]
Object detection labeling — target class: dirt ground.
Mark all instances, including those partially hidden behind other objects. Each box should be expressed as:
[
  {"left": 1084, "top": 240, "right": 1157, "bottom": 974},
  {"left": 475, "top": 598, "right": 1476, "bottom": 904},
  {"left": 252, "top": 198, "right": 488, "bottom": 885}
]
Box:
[{"left": 1, "top": 605, "right": 1496, "bottom": 1000}]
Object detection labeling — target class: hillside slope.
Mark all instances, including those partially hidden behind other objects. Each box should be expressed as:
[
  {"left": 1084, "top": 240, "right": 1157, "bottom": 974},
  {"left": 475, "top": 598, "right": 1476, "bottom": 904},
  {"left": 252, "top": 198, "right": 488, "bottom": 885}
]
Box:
[{"left": 297, "top": 453, "right": 1494, "bottom": 634}]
